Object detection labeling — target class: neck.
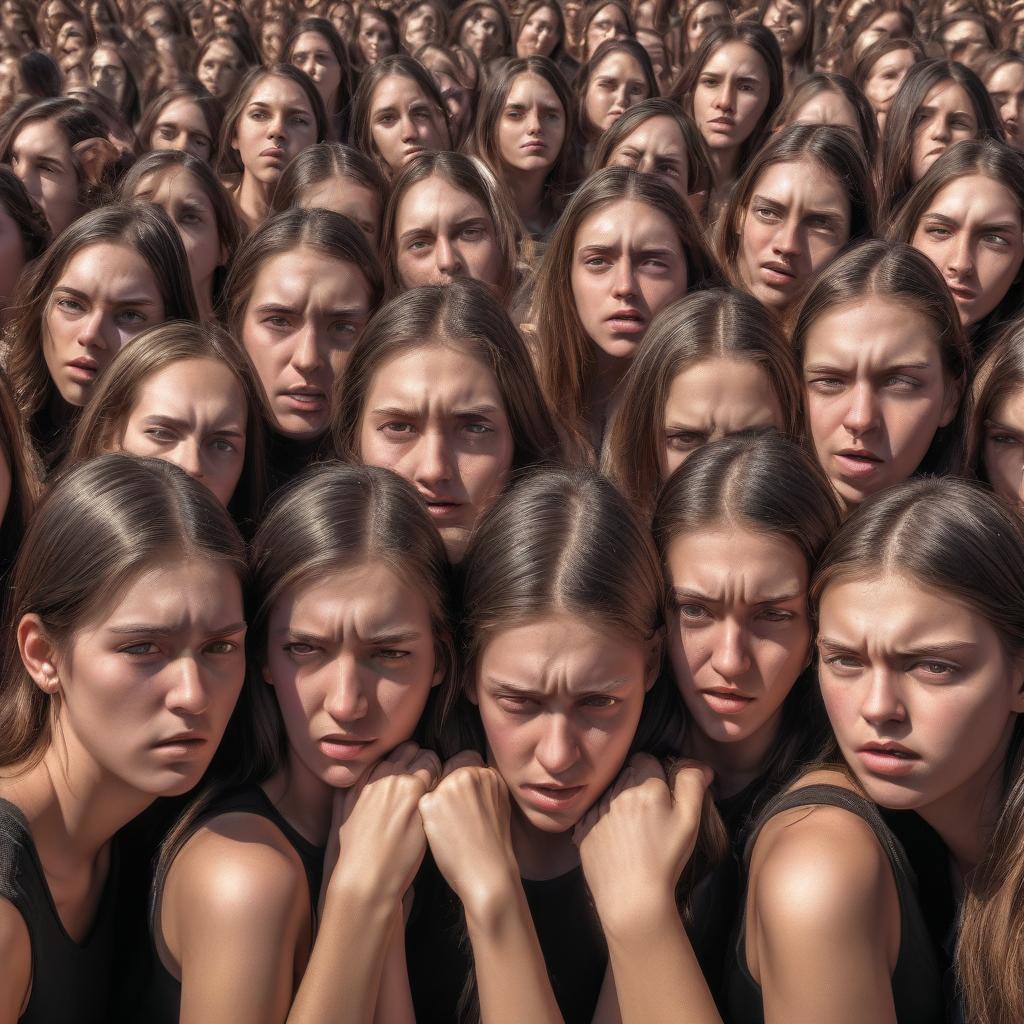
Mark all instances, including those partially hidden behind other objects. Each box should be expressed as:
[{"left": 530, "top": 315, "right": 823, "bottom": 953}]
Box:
[
  {"left": 687, "top": 709, "right": 783, "bottom": 799},
  {"left": 509, "top": 802, "right": 579, "bottom": 880},
  {"left": 708, "top": 145, "right": 739, "bottom": 188},
  {"left": 196, "top": 278, "right": 216, "bottom": 323},
  {"left": 502, "top": 163, "right": 548, "bottom": 226},
  {"left": 235, "top": 172, "right": 272, "bottom": 233},
  {"left": 262, "top": 750, "right": 335, "bottom": 847},
  {"left": 582, "top": 346, "right": 630, "bottom": 445}
]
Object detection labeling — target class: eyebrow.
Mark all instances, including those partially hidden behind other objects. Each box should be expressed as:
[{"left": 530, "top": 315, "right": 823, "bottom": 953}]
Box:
[
  {"left": 804, "top": 361, "right": 932, "bottom": 373},
  {"left": 53, "top": 285, "right": 158, "bottom": 307},
  {"left": 672, "top": 586, "right": 803, "bottom": 605},
  {"left": 370, "top": 403, "right": 501, "bottom": 416},
  {"left": 278, "top": 627, "right": 423, "bottom": 644},
  {"left": 108, "top": 621, "right": 247, "bottom": 636},
  {"left": 817, "top": 636, "right": 978, "bottom": 656},
  {"left": 486, "top": 677, "right": 632, "bottom": 696},
  {"left": 985, "top": 418, "right": 1024, "bottom": 435},
  {"left": 922, "top": 212, "right": 1020, "bottom": 232},
  {"left": 247, "top": 101, "right": 310, "bottom": 116},
  {"left": 141, "top": 414, "right": 244, "bottom": 435}
]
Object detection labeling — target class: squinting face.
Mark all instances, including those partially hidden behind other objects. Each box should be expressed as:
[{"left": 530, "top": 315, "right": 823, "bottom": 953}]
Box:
[
  {"left": 910, "top": 80, "right": 978, "bottom": 183},
  {"left": 10, "top": 117, "right": 81, "bottom": 236},
  {"left": 982, "top": 385, "right": 1024, "bottom": 505},
  {"left": 686, "top": 0, "right": 729, "bottom": 54},
  {"left": 47, "top": 559, "right": 246, "bottom": 796},
  {"left": 803, "top": 298, "right": 960, "bottom": 507},
  {"left": 666, "top": 526, "right": 810, "bottom": 749},
  {"left": 570, "top": 198, "right": 688, "bottom": 362},
  {"left": 818, "top": 572, "right": 1024, "bottom": 812},
  {"left": 44, "top": 242, "right": 165, "bottom": 408},
  {"left": 120, "top": 358, "right": 247, "bottom": 507},
  {"left": 761, "top": 0, "right": 807, "bottom": 60},
  {"left": 241, "top": 246, "right": 373, "bottom": 441},
  {"left": 149, "top": 98, "right": 215, "bottom": 163},
  {"left": 585, "top": 3, "right": 628, "bottom": 57},
  {"left": 369, "top": 74, "right": 449, "bottom": 175},
  {"left": 986, "top": 60, "right": 1024, "bottom": 150},
  {"left": 289, "top": 31, "right": 344, "bottom": 112},
  {"left": 692, "top": 41, "right": 770, "bottom": 155},
  {"left": 473, "top": 613, "right": 653, "bottom": 832},
  {"left": 393, "top": 176, "right": 504, "bottom": 292},
  {"left": 911, "top": 174, "right": 1024, "bottom": 328},
  {"left": 660, "top": 356, "right": 784, "bottom": 477},
  {"left": 737, "top": 158, "right": 851, "bottom": 312},
  {"left": 583, "top": 52, "right": 650, "bottom": 136},
  {"left": 264, "top": 563, "right": 439, "bottom": 789},
  {"left": 358, "top": 343, "right": 515, "bottom": 561},
  {"left": 299, "top": 177, "right": 382, "bottom": 246},
  {"left": 607, "top": 115, "right": 689, "bottom": 197}
]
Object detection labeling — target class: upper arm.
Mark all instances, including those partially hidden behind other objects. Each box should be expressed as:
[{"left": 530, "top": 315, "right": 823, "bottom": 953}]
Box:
[
  {"left": 162, "top": 815, "right": 311, "bottom": 1024},
  {"left": 746, "top": 806, "right": 900, "bottom": 1024},
  {"left": 0, "top": 898, "right": 30, "bottom": 1024}
]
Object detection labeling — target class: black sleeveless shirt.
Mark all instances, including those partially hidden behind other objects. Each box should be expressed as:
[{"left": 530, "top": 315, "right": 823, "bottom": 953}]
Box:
[
  {"left": 0, "top": 798, "right": 119, "bottom": 1023},
  {"left": 136, "top": 785, "right": 325, "bottom": 1023},
  {"left": 722, "top": 784, "right": 946, "bottom": 1024}
]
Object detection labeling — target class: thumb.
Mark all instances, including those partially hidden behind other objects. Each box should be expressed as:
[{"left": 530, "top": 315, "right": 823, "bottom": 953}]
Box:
[{"left": 670, "top": 759, "right": 714, "bottom": 811}]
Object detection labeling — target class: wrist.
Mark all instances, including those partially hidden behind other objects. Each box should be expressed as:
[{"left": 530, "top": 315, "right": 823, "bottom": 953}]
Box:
[
  {"left": 327, "top": 863, "right": 407, "bottom": 910},
  {"left": 458, "top": 864, "right": 525, "bottom": 926},
  {"left": 597, "top": 890, "right": 682, "bottom": 943}
]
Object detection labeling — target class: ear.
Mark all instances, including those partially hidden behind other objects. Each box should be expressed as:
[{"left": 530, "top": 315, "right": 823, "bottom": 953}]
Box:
[
  {"left": 644, "top": 627, "right": 664, "bottom": 693},
  {"left": 18, "top": 614, "right": 62, "bottom": 695},
  {"left": 431, "top": 636, "right": 450, "bottom": 689},
  {"left": 71, "top": 136, "right": 119, "bottom": 185},
  {"left": 938, "top": 373, "right": 964, "bottom": 429}
]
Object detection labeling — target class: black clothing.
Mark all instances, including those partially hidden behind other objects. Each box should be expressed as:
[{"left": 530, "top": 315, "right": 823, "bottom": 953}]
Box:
[
  {"left": 137, "top": 785, "right": 324, "bottom": 1023},
  {"left": 0, "top": 798, "right": 118, "bottom": 1023},
  {"left": 721, "top": 784, "right": 946, "bottom": 1024},
  {"left": 406, "top": 850, "right": 608, "bottom": 1024}
]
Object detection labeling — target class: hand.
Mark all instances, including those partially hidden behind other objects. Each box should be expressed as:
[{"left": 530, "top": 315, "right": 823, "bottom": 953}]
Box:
[
  {"left": 325, "top": 741, "right": 442, "bottom": 905},
  {"left": 574, "top": 754, "right": 713, "bottom": 928},
  {"left": 418, "top": 751, "right": 520, "bottom": 911}
]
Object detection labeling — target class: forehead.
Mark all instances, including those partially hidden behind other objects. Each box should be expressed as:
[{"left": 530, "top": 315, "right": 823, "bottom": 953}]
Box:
[
  {"left": 91, "top": 47, "right": 122, "bottom": 65},
  {"left": 137, "top": 167, "right": 214, "bottom": 208},
  {"left": 922, "top": 172, "right": 1022, "bottom": 221},
  {"left": 372, "top": 73, "right": 426, "bottom": 108},
  {"left": 205, "top": 38, "right": 240, "bottom": 60},
  {"left": 14, "top": 117, "right": 69, "bottom": 155},
  {"left": 921, "top": 79, "right": 973, "bottom": 112},
  {"left": 988, "top": 61, "right": 1024, "bottom": 89},
  {"left": 992, "top": 383, "right": 1024, "bottom": 426},
  {"left": 667, "top": 355, "right": 779, "bottom": 413},
  {"left": 804, "top": 297, "right": 940, "bottom": 364},
  {"left": 615, "top": 115, "right": 685, "bottom": 150},
  {"left": 593, "top": 3, "right": 626, "bottom": 21},
  {"left": 398, "top": 175, "right": 490, "bottom": 223},
  {"left": 751, "top": 158, "right": 848, "bottom": 205},
  {"left": 591, "top": 52, "right": 644, "bottom": 79},
  {"left": 158, "top": 97, "right": 205, "bottom": 126},
  {"left": 245, "top": 75, "right": 313, "bottom": 109},
  {"left": 703, "top": 41, "right": 767, "bottom": 77},
  {"left": 507, "top": 71, "right": 561, "bottom": 105},
  {"left": 294, "top": 30, "right": 331, "bottom": 51},
  {"left": 576, "top": 197, "right": 679, "bottom": 245},
  {"left": 872, "top": 48, "right": 915, "bottom": 74},
  {"left": 136, "top": 357, "right": 244, "bottom": 407},
  {"left": 249, "top": 246, "right": 371, "bottom": 305},
  {"left": 366, "top": 342, "right": 505, "bottom": 405},
  {"left": 668, "top": 525, "right": 807, "bottom": 588},
  {"left": 58, "top": 241, "right": 160, "bottom": 290}
]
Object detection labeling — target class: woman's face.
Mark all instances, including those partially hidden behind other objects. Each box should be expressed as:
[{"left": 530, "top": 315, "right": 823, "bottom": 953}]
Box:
[
  {"left": 264, "top": 564, "right": 439, "bottom": 789},
  {"left": 497, "top": 72, "right": 565, "bottom": 175},
  {"left": 459, "top": 5, "right": 505, "bottom": 62},
  {"left": 36, "top": 558, "right": 246, "bottom": 797},
  {"left": 232, "top": 75, "right": 318, "bottom": 186},
  {"left": 818, "top": 572, "right": 1024, "bottom": 813},
  {"left": 260, "top": 20, "right": 287, "bottom": 62},
  {"left": 330, "top": 1, "right": 356, "bottom": 41},
  {"left": 803, "top": 297, "right": 960, "bottom": 507},
  {"left": 790, "top": 89, "right": 859, "bottom": 131},
  {"left": 737, "top": 158, "right": 851, "bottom": 312},
  {"left": 853, "top": 10, "right": 908, "bottom": 59},
  {"left": 666, "top": 525, "right": 810, "bottom": 751},
  {"left": 89, "top": 46, "right": 127, "bottom": 108},
  {"left": 692, "top": 41, "right": 771, "bottom": 155},
  {"left": 242, "top": 246, "right": 373, "bottom": 440},
  {"left": 197, "top": 37, "right": 244, "bottom": 98},
  {"left": 761, "top": 0, "right": 807, "bottom": 60},
  {"left": 686, "top": 0, "right": 728, "bottom": 54},
  {"left": 606, "top": 115, "right": 688, "bottom": 196},
  {"left": 986, "top": 60, "right": 1024, "bottom": 151},
  {"left": 0, "top": 199, "right": 27, "bottom": 310},
  {"left": 517, "top": 4, "right": 561, "bottom": 58},
  {"left": 120, "top": 358, "right": 247, "bottom": 507},
  {"left": 571, "top": 198, "right": 687, "bottom": 361},
  {"left": 982, "top": 384, "right": 1024, "bottom": 505},
  {"left": 299, "top": 176, "right": 382, "bottom": 247},
  {"left": 149, "top": 98, "right": 215, "bottom": 164},
  {"left": 369, "top": 74, "right": 448, "bottom": 175},
  {"left": 394, "top": 175, "right": 504, "bottom": 292},
  {"left": 941, "top": 18, "right": 991, "bottom": 71},
  {"left": 44, "top": 242, "right": 165, "bottom": 408},
  {"left": 660, "top": 355, "right": 784, "bottom": 476},
  {"left": 10, "top": 117, "right": 81, "bottom": 236},
  {"left": 56, "top": 19, "right": 88, "bottom": 58},
  {"left": 430, "top": 69, "right": 472, "bottom": 144},
  {"left": 132, "top": 168, "right": 225, "bottom": 307},
  {"left": 403, "top": 2, "right": 442, "bottom": 50},
  {"left": 585, "top": 3, "right": 629, "bottom": 58},
  {"left": 911, "top": 174, "right": 1024, "bottom": 329},
  {"left": 289, "top": 32, "right": 344, "bottom": 112},
  {"left": 583, "top": 51, "right": 650, "bottom": 136},
  {"left": 862, "top": 47, "right": 915, "bottom": 126},
  {"left": 357, "top": 12, "right": 395, "bottom": 66},
  {"left": 910, "top": 80, "right": 978, "bottom": 183},
  {"left": 473, "top": 612, "right": 653, "bottom": 833},
  {"left": 358, "top": 342, "right": 515, "bottom": 561}
]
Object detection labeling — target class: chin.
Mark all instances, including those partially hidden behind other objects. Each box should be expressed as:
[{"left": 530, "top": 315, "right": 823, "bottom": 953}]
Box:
[
  {"left": 321, "top": 763, "right": 364, "bottom": 788},
  {"left": 516, "top": 799, "right": 584, "bottom": 834}
]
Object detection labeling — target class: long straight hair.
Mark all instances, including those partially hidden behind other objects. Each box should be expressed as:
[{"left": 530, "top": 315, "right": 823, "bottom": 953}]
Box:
[
  {"left": 574, "top": 38, "right": 659, "bottom": 141},
  {"left": 808, "top": 477, "right": 1024, "bottom": 1024},
  {"left": 968, "top": 318, "right": 1024, "bottom": 485}
]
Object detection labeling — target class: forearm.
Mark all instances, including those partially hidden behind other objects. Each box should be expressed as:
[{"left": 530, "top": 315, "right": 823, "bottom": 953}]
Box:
[
  {"left": 602, "top": 899, "right": 723, "bottom": 1024},
  {"left": 373, "top": 908, "right": 416, "bottom": 1024}
]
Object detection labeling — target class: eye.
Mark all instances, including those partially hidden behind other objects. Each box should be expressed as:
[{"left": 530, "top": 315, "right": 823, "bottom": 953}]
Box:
[
  {"left": 157, "top": 125, "right": 176, "bottom": 139},
  {"left": 988, "top": 431, "right": 1020, "bottom": 445},
  {"left": 144, "top": 426, "right": 177, "bottom": 442},
  {"left": 924, "top": 225, "right": 952, "bottom": 240},
  {"left": 583, "top": 695, "right": 618, "bottom": 709},
  {"left": 464, "top": 421, "right": 494, "bottom": 435},
  {"left": 667, "top": 430, "right": 706, "bottom": 449},
  {"left": 677, "top": 602, "right": 710, "bottom": 621},
  {"left": 823, "top": 653, "right": 861, "bottom": 671},
  {"left": 262, "top": 315, "right": 292, "bottom": 329},
  {"left": 807, "top": 376, "right": 845, "bottom": 392},
  {"left": 461, "top": 225, "right": 486, "bottom": 241},
  {"left": 210, "top": 437, "right": 237, "bottom": 453},
  {"left": 206, "top": 639, "right": 238, "bottom": 654},
  {"left": 496, "top": 694, "right": 535, "bottom": 712},
  {"left": 759, "top": 608, "right": 794, "bottom": 623},
  {"left": 912, "top": 659, "right": 958, "bottom": 678},
  {"left": 284, "top": 641, "right": 318, "bottom": 656},
  {"left": 56, "top": 297, "right": 85, "bottom": 313},
  {"left": 583, "top": 254, "right": 610, "bottom": 268},
  {"left": 884, "top": 374, "right": 921, "bottom": 391},
  {"left": 983, "top": 232, "right": 1013, "bottom": 247},
  {"left": 120, "top": 641, "right": 159, "bottom": 655},
  {"left": 375, "top": 648, "right": 410, "bottom": 660},
  {"left": 381, "top": 421, "right": 416, "bottom": 436},
  {"left": 116, "top": 310, "right": 148, "bottom": 325},
  {"left": 753, "top": 205, "right": 782, "bottom": 223}
]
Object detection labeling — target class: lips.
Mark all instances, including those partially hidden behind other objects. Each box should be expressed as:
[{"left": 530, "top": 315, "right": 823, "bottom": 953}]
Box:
[
  {"left": 833, "top": 448, "right": 883, "bottom": 478},
  {"left": 151, "top": 732, "right": 208, "bottom": 757},
  {"left": 856, "top": 741, "right": 921, "bottom": 778},
  {"left": 521, "top": 782, "right": 586, "bottom": 811},
  {"left": 946, "top": 282, "right": 977, "bottom": 302},
  {"left": 319, "top": 735, "right": 374, "bottom": 761},
  {"left": 606, "top": 308, "right": 647, "bottom": 335},
  {"left": 707, "top": 117, "right": 735, "bottom": 131},
  {"left": 260, "top": 146, "right": 286, "bottom": 160},
  {"left": 700, "top": 688, "right": 754, "bottom": 715},
  {"left": 759, "top": 261, "right": 797, "bottom": 288},
  {"left": 280, "top": 387, "right": 326, "bottom": 413}
]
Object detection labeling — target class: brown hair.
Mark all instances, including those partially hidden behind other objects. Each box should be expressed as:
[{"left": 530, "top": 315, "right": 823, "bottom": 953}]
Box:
[
  {"left": 769, "top": 73, "right": 879, "bottom": 160},
  {"left": 270, "top": 141, "right": 387, "bottom": 222},
  {"left": 283, "top": 17, "right": 353, "bottom": 123},
  {"left": 574, "top": 37, "right": 659, "bottom": 141},
  {"left": 0, "top": 368, "right": 40, "bottom": 585},
  {"left": 968, "top": 318, "right": 1024, "bottom": 484},
  {"left": 134, "top": 83, "right": 225, "bottom": 162}
]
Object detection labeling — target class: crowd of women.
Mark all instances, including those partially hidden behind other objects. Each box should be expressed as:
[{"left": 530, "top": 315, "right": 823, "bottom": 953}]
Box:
[{"left": 1, "top": 0, "right": 1024, "bottom": 1020}]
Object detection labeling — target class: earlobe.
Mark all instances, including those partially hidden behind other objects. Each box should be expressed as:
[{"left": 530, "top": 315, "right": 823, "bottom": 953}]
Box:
[{"left": 18, "top": 614, "right": 61, "bottom": 694}]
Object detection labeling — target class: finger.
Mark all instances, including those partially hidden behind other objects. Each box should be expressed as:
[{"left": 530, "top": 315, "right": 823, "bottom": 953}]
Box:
[
  {"left": 440, "top": 749, "right": 485, "bottom": 778},
  {"left": 386, "top": 740, "right": 422, "bottom": 769},
  {"left": 628, "top": 752, "right": 667, "bottom": 785},
  {"left": 671, "top": 760, "right": 714, "bottom": 812},
  {"left": 409, "top": 749, "right": 443, "bottom": 790}
]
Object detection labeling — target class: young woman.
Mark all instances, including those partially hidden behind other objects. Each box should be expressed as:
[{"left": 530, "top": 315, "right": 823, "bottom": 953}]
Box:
[
  {"left": 888, "top": 138, "right": 1024, "bottom": 349},
  {"left": 471, "top": 55, "right": 576, "bottom": 242},
  {"left": 671, "top": 23, "right": 784, "bottom": 218},
  {"left": 968, "top": 318, "right": 1024, "bottom": 506},
  {"left": 515, "top": 0, "right": 569, "bottom": 66},
  {"left": 222, "top": 207, "right": 383, "bottom": 484},
  {"left": 67, "top": 321, "right": 266, "bottom": 521},
  {"left": 194, "top": 29, "right": 258, "bottom": 101},
  {"left": 602, "top": 289, "right": 801, "bottom": 516},
  {"left": 678, "top": 0, "right": 730, "bottom": 60},
  {"left": 5, "top": 201, "right": 198, "bottom": 465},
  {"left": 878, "top": 57, "right": 1001, "bottom": 222},
  {"left": 349, "top": 55, "right": 452, "bottom": 181},
  {"left": 414, "top": 42, "right": 480, "bottom": 149},
  {"left": 333, "top": 280, "right": 563, "bottom": 561},
  {"left": 140, "top": 462, "right": 451, "bottom": 1023},
  {"left": 284, "top": 17, "right": 352, "bottom": 143},
  {"left": 216, "top": 64, "right": 327, "bottom": 234},
  {"left": 792, "top": 239, "right": 970, "bottom": 509},
  {"left": 448, "top": 0, "right": 511, "bottom": 64},
  {"left": 532, "top": 166, "right": 722, "bottom": 449},
  {"left": 759, "top": 0, "right": 812, "bottom": 86},
  {"left": 715, "top": 123, "right": 876, "bottom": 321},
  {"left": 982, "top": 49, "right": 1024, "bottom": 151},
  {"left": 118, "top": 150, "right": 242, "bottom": 324},
  {"left": 0, "top": 96, "right": 119, "bottom": 236},
  {"left": 381, "top": 153, "right": 520, "bottom": 304},
  {"left": 0, "top": 166, "right": 50, "bottom": 323},
  {"left": 0, "top": 453, "right": 247, "bottom": 1023},
  {"left": 271, "top": 143, "right": 387, "bottom": 247},
  {"left": 136, "top": 85, "right": 224, "bottom": 165},
  {"left": 852, "top": 36, "right": 924, "bottom": 134},
  {"left": 87, "top": 42, "right": 140, "bottom": 128},
  {"left": 352, "top": 5, "right": 399, "bottom": 71},
  {"left": 575, "top": 39, "right": 659, "bottom": 150},
  {"left": 400, "top": 0, "right": 447, "bottom": 53},
  {"left": 589, "top": 98, "right": 713, "bottom": 210}
]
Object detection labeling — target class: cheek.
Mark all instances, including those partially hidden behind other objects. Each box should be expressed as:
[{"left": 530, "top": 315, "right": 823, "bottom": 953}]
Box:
[
  {"left": 373, "top": 674, "right": 433, "bottom": 743},
  {"left": 460, "top": 442, "right": 513, "bottom": 505},
  {"left": 359, "top": 429, "right": 401, "bottom": 472},
  {"left": 266, "top": 654, "right": 322, "bottom": 733}
]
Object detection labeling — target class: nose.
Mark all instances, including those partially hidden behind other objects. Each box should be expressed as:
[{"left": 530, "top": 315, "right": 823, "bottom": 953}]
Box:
[
  {"left": 168, "top": 437, "right": 203, "bottom": 480},
  {"left": 290, "top": 323, "right": 323, "bottom": 375},
  {"left": 860, "top": 667, "right": 906, "bottom": 726},
  {"left": 535, "top": 714, "right": 580, "bottom": 776},
  {"left": 13, "top": 162, "right": 40, "bottom": 201},
  {"left": 931, "top": 115, "right": 951, "bottom": 143},
  {"left": 843, "top": 380, "right": 880, "bottom": 437},
  {"left": 525, "top": 106, "right": 542, "bottom": 133},
  {"left": 611, "top": 82, "right": 629, "bottom": 109},
  {"left": 76, "top": 308, "right": 108, "bottom": 350},
  {"left": 267, "top": 113, "right": 286, "bottom": 141},
  {"left": 637, "top": 152, "right": 655, "bottom": 174},
  {"left": 713, "top": 83, "right": 735, "bottom": 112},
  {"left": 947, "top": 231, "right": 974, "bottom": 279},
  {"left": 166, "top": 657, "right": 209, "bottom": 716},
  {"left": 400, "top": 111, "right": 417, "bottom": 142},
  {"left": 709, "top": 618, "right": 752, "bottom": 680},
  {"left": 772, "top": 215, "right": 802, "bottom": 259},
  {"left": 611, "top": 256, "right": 638, "bottom": 299},
  {"left": 413, "top": 429, "right": 455, "bottom": 488},
  {"left": 324, "top": 653, "right": 370, "bottom": 721},
  {"left": 434, "top": 233, "right": 464, "bottom": 277}
]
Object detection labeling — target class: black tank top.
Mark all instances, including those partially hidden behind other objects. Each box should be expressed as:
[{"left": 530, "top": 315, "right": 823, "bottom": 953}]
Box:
[
  {"left": 0, "top": 798, "right": 118, "bottom": 1023},
  {"left": 135, "top": 785, "right": 325, "bottom": 1023},
  {"left": 722, "top": 784, "right": 946, "bottom": 1024}
]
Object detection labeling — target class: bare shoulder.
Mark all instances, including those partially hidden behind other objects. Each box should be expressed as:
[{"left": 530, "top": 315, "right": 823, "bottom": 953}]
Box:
[{"left": 0, "top": 897, "right": 31, "bottom": 1022}]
